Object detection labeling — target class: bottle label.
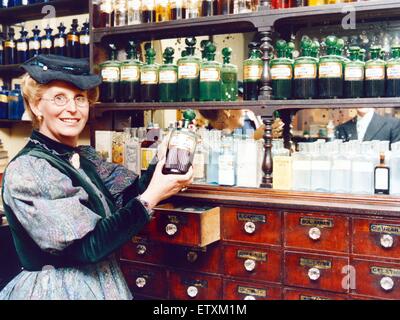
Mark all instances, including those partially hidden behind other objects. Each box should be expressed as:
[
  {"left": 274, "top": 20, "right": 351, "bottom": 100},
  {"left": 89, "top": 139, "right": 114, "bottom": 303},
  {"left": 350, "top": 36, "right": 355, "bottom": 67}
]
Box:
[
  {"left": 121, "top": 66, "right": 140, "bottom": 81},
  {"left": 128, "top": 0, "right": 141, "bottom": 10},
  {"left": 178, "top": 63, "right": 199, "bottom": 79},
  {"left": 29, "top": 40, "right": 40, "bottom": 51},
  {"left": 243, "top": 65, "right": 262, "bottom": 81},
  {"left": 365, "top": 66, "right": 385, "bottom": 80},
  {"left": 375, "top": 167, "right": 389, "bottom": 190},
  {"left": 169, "top": 132, "right": 196, "bottom": 153},
  {"left": 345, "top": 66, "right": 364, "bottom": 81},
  {"left": 100, "top": 1, "right": 113, "bottom": 13},
  {"left": 54, "top": 38, "right": 66, "bottom": 48},
  {"left": 17, "top": 42, "right": 28, "bottom": 52},
  {"left": 68, "top": 34, "right": 79, "bottom": 43},
  {"left": 0, "top": 94, "right": 8, "bottom": 104},
  {"left": 159, "top": 70, "right": 178, "bottom": 83},
  {"left": 41, "top": 39, "right": 52, "bottom": 49},
  {"left": 142, "top": 0, "right": 155, "bottom": 10},
  {"left": 101, "top": 67, "right": 120, "bottom": 82},
  {"left": 5, "top": 41, "right": 15, "bottom": 49},
  {"left": 294, "top": 64, "right": 317, "bottom": 79},
  {"left": 319, "top": 62, "right": 342, "bottom": 78},
  {"left": 80, "top": 35, "right": 90, "bottom": 45},
  {"left": 141, "top": 70, "right": 158, "bottom": 84},
  {"left": 271, "top": 65, "right": 292, "bottom": 80},
  {"left": 387, "top": 65, "right": 400, "bottom": 80},
  {"left": 200, "top": 67, "right": 221, "bottom": 82},
  {"left": 125, "top": 142, "right": 140, "bottom": 174}
]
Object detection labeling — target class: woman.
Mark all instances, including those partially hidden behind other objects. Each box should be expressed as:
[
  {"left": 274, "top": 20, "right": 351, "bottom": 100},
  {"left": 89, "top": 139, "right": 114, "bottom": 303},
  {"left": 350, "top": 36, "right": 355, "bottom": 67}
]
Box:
[{"left": 0, "top": 54, "right": 193, "bottom": 300}]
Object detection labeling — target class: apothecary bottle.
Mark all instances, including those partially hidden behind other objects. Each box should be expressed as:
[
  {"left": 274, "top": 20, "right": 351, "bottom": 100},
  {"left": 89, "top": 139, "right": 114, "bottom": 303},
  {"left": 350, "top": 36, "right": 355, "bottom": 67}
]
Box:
[
  {"left": 41, "top": 25, "right": 53, "bottom": 55},
  {"left": 270, "top": 39, "right": 293, "bottom": 100},
  {"left": 155, "top": 0, "right": 170, "bottom": 21},
  {"left": 386, "top": 45, "right": 400, "bottom": 97},
  {"left": 100, "top": 44, "right": 121, "bottom": 103},
  {"left": 128, "top": 0, "right": 142, "bottom": 24},
  {"left": 159, "top": 47, "right": 178, "bottom": 102},
  {"left": 114, "top": 0, "right": 128, "bottom": 26},
  {"left": 140, "top": 47, "right": 159, "bottom": 102},
  {"left": 28, "top": 26, "right": 41, "bottom": 59},
  {"left": 178, "top": 37, "right": 201, "bottom": 102},
  {"left": 218, "top": 0, "right": 233, "bottom": 14},
  {"left": 54, "top": 23, "right": 67, "bottom": 56},
  {"left": 141, "top": 0, "right": 156, "bottom": 22},
  {"left": 365, "top": 46, "right": 386, "bottom": 98},
  {"left": 243, "top": 42, "right": 262, "bottom": 101},
  {"left": 4, "top": 28, "right": 16, "bottom": 65},
  {"left": 344, "top": 46, "right": 365, "bottom": 98},
  {"left": 16, "top": 27, "right": 29, "bottom": 64},
  {"left": 201, "top": 0, "right": 216, "bottom": 16},
  {"left": 120, "top": 41, "right": 141, "bottom": 102},
  {"left": 66, "top": 19, "right": 80, "bottom": 59},
  {"left": 221, "top": 47, "right": 238, "bottom": 101},
  {"left": 200, "top": 42, "right": 221, "bottom": 101},
  {"left": 186, "top": 0, "right": 200, "bottom": 18},
  {"left": 80, "top": 21, "right": 90, "bottom": 58},
  {"left": 170, "top": 0, "right": 186, "bottom": 19}
]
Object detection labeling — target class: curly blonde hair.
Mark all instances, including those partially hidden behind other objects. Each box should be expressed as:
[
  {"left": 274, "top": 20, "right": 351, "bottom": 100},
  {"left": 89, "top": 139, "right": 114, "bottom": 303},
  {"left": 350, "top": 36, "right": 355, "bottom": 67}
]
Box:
[{"left": 20, "top": 73, "right": 99, "bottom": 129}]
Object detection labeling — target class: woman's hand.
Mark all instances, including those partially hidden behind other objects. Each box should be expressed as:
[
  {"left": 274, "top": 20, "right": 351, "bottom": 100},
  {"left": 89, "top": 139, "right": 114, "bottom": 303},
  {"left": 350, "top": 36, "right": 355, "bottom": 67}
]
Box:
[
  {"left": 157, "top": 131, "right": 171, "bottom": 161},
  {"left": 139, "top": 157, "right": 194, "bottom": 210}
]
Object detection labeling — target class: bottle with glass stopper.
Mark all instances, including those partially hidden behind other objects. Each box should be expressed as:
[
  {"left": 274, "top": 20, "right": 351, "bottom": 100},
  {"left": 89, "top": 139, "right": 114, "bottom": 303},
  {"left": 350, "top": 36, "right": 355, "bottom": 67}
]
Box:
[
  {"left": 243, "top": 42, "right": 262, "bottom": 100},
  {"left": 159, "top": 47, "right": 178, "bottom": 102},
  {"left": 16, "top": 27, "right": 29, "bottom": 64},
  {"left": 386, "top": 45, "right": 400, "bottom": 97},
  {"left": 100, "top": 44, "right": 121, "bottom": 103},
  {"left": 120, "top": 41, "right": 141, "bottom": 102},
  {"left": 28, "top": 26, "right": 41, "bottom": 59},
  {"left": 365, "top": 45, "right": 386, "bottom": 98},
  {"left": 4, "top": 28, "right": 16, "bottom": 65},
  {"left": 141, "top": 0, "right": 156, "bottom": 22},
  {"left": 80, "top": 21, "right": 90, "bottom": 58},
  {"left": 54, "top": 23, "right": 67, "bottom": 56},
  {"left": 200, "top": 42, "right": 221, "bottom": 101},
  {"left": 66, "top": 19, "right": 80, "bottom": 59},
  {"left": 114, "top": 0, "right": 128, "bottom": 26},
  {"left": 221, "top": 47, "right": 238, "bottom": 101},
  {"left": 127, "top": 0, "right": 142, "bottom": 25},
  {"left": 41, "top": 25, "right": 53, "bottom": 55},
  {"left": 344, "top": 46, "right": 365, "bottom": 98},
  {"left": 270, "top": 39, "right": 293, "bottom": 100},
  {"left": 310, "top": 39, "right": 320, "bottom": 59},
  {"left": 140, "top": 47, "right": 159, "bottom": 102}
]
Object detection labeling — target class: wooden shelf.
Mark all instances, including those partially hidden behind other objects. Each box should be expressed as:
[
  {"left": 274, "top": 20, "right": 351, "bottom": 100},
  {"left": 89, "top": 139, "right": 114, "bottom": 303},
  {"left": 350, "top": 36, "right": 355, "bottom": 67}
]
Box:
[
  {"left": 0, "top": 0, "right": 88, "bottom": 25},
  {"left": 0, "top": 64, "right": 24, "bottom": 79},
  {"left": 92, "top": 0, "right": 400, "bottom": 42}
]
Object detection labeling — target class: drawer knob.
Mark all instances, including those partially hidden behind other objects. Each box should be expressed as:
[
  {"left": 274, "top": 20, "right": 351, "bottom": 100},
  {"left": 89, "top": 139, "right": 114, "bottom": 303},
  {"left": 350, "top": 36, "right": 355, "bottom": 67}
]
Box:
[
  {"left": 187, "top": 251, "right": 198, "bottom": 263},
  {"left": 380, "top": 277, "right": 394, "bottom": 291},
  {"left": 380, "top": 234, "right": 394, "bottom": 249},
  {"left": 244, "top": 259, "right": 256, "bottom": 272},
  {"left": 187, "top": 286, "right": 199, "bottom": 298},
  {"left": 244, "top": 222, "right": 256, "bottom": 234},
  {"left": 135, "top": 277, "right": 147, "bottom": 288},
  {"left": 136, "top": 244, "right": 147, "bottom": 255},
  {"left": 308, "top": 267, "right": 321, "bottom": 281},
  {"left": 244, "top": 295, "right": 256, "bottom": 300},
  {"left": 165, "top": 223, "right": 178, "bottom": 236},
  {"left": 308, "top": 227, "right": 321, "bottom": 241}
]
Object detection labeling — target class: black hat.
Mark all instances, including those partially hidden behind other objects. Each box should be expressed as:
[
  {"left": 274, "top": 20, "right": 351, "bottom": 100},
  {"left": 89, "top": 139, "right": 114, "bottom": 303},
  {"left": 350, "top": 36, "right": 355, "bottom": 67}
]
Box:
[{"left": 21, "top": 54, "right": 102, "bottom": 90}]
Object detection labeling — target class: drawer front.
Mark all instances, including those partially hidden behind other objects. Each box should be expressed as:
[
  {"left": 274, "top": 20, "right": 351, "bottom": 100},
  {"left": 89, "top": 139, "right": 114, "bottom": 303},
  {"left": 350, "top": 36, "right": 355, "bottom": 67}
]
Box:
[
  {"left": 222, "top": 207, "right": 281, "bottom": 246},
  {"left": 351, "top": 259, "right": 400, "bottom": 299},
  {"left": 223, "top": 244, "right": 282, "bottom": 284},
  {"left": 353, "top": 218, "right": 400, "bottom": 259},
  {"left": 284, "top": 288, "right": 347, "bottom": 300},
  {"left": 284, "top": 212, "right": 350, "bottom": 253},
  {"left": 120, "top": 236, "right": 167, "bottom": 265},
  {"left": 223, "top": 279, "right": 282, "bottom": 300},
  {"left": 169, "top": 271, "right": 222, "bottom": 300},
  {"left": 120, "top": 261, "right": 168, "bottom": 299},
  {"left": 166, "top": 242, "right": 222, "bottom": 274},
  {"left": 284, "top": 252, "right": 349, "bottom": 293}
]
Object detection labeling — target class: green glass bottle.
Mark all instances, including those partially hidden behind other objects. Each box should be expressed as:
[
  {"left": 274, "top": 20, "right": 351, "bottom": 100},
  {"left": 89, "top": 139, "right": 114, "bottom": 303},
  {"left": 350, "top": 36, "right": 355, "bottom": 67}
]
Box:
[
  {"left": 178, "top": 37, "right": 201, "bottom": 102},
  {"left": 286, "top": 41, "right": 295, "bottom": 61},
  {"left": 243, "top": 42, "right": 263, "bottom": 101},
  {"left": 336, "top": 38, "right": 347, "bottom": 61},
  {"left": 270, "top": 39, "right": 293, "bottom": 100},
  {"left": 294, "top": 36, "right": 318, "bottom": 99},
  {"left": 365, "top": 46, "right": 386, "bottom": 98},
  {"left": 221, "top": 47, "right": 238, "bottom": 102},
  {"left": 311, "top": 40, "right": 320, "bottom": 59},
  {"left": 140, "top": 47, "right": 159, "bottom": 102},
  {"left": 318, "top": 35, "right": 343, "bottom": 99},
  {"left": 120, "top": 41, "right": 141, "bottom": 102},
  {"left": 344, "top": 46, "right": 365, "bottom": 98},
  {"left": 200, "top": 43, "right": 222, "bottom": 101},
  {"left": 359, "top": 48, "right": 366, "bottom": 62},
  {"left": 159, "top": 47, "right": 178, "bottom": 102},
  {"left": 200, "top": 40, "right": 212, "bottom": 60},
  {"left": 100, "top": 44, "right": 121, "bottom": 103},
  {"left": 386, "top": 45, "right": 400, "bottom": 97}
]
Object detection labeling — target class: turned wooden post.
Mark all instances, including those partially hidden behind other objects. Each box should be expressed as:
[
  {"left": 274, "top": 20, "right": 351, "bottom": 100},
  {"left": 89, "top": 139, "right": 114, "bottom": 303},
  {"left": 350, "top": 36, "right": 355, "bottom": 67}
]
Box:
[
  {"left": 261, "top": 115, "right": 273, "bottom": 188},
  {"left": 259, "top": 27, "right": 274, "bottom": 100},
  {"left": 280, "top": 109, "right": 295, "bottom": 152}
]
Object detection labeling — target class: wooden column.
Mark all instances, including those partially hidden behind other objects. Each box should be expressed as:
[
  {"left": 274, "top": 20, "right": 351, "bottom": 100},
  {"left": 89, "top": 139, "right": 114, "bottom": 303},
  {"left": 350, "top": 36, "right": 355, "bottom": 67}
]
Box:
[
  {"left": 259, "top": 27, "right": 273, "bottom": 100},
  {"left": 280, "top": 109, "right": 296, "bottom": 152},
  {"left": 260, "top": 115, "right": 273, "bottom": 188}
]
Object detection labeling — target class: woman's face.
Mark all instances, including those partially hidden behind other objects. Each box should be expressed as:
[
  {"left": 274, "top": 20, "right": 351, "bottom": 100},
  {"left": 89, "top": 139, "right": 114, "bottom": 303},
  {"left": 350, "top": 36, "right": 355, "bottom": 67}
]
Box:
[{"left": 34, "top": 81, "right": 89, "bottom": 146}]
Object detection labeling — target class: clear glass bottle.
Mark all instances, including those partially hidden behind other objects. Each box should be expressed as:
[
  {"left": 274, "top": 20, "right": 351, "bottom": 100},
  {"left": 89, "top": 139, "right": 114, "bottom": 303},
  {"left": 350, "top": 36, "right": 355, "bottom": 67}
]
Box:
[
  {"left": 41, "top": 24, "right": 53, "bottom": 55},
  {"left": 270, "top": 39, "right": 293, "bottom": 100},
  {"left": 159, "top": 47, "right": 178, "bottom": 102},
  {"left": 120, "top": 40, "right": 141, "bottom": 102},
  {"left": 207, "top": 129, "right": 221, "bottom": 184},
  {"left": 236, "top": 135, "right": 259, "bottom": 188},
  {"left": 218, "top": 135, "right": 235, "bottom": 186},
  {"left": 128, "top": 0, "right": 142, "bottom": 24},
  {"left": 365, "top": 45, "right": 386, "bottom": 98},
  {"left": 330, "top": 142, "right": 352, "bottom": 193},
  {"left": 16, "top": 27, "right": 29, "bottom": 64},
  {"left": 221, "top": 47, "right": 238, "bottom": 101},
  {"left": 97, "top": 0, "right": 115, "bottom": 28},
  {"left": 193, "top": 129, "right": 207, "bottom": 184},
  {"left": 344, "top": 46, "right": 365, "bottom": 98},
  {"left": 140, "top": 47, "right": 159, "bottom": 102},
  {"left": 186, "top": 0, "right": 200, "bottom": 18},
  {"left": 156, "top": 0, "right": 170, "bottom": 21},
  {"left": 386, "top": 45, "right": 400, "bottom": 97},
  {"left": 310, "top": 142, "right": 331, "bottom": 192},
  {"left": 114, "top": 0, "right": 128, "bottom": 26},
  {"left": 351, "top": 142, "right": 374, "bottom": 195},
  {"left": 54, "top": 23, "right": 67, "bottom": 56},
  {"left": 291, "top": 142, "right": 311, "bottom": 191},
  {"left": 100, "top": 44, "right": 121, "bottom": 103},
  {"left": 124, "top": 128, "right": 142, "bottom": 176},
  {"left": 200, "top": 42, "right": 221, "bottom": 101},
  {"left": 243, "top": 42, "right": 262, "bottom": 101}
]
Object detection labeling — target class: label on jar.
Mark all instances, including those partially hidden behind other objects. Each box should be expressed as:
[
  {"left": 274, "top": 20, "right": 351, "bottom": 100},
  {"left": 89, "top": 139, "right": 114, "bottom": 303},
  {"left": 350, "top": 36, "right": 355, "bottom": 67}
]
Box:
[
  {"left": 142, "top": 0, "right": 155, "bottom": 10},
  {"left": 128, "top": 0, "right": 141, "bottom": 10},
  {"left": 299, "top": 258, "right": 332, "bottom": 269},
  {"left": 178, "top": 63, "right": 199, "bottom": 79},
  {"left": 54, "top": 38, "right": 66, "bottom": 48},
  {"left": 200, "top": 68, "right": 221, "bottom": 82},
  {"left": 41, "top": 39, "right": 52, "bottom": 49},
  {"left": 300, "top": 217, "right": 334, "bottom": 228},
  {"left": 0, "top": 94, "right": 8, "bottom": 104},
  {"left": 237, "top": 213, "right": 266, "bottom": 223},
  {"left": 237, "top": 250, "right": 267, "bottom": 262},
  {"left": 169, "top": 132, "right": 196, "bottom": 153},
  {"left": 121, "top": 66, "right": 140, "bottom": 81},
  {"left": 270, "top": 65, "right": 292, "bottom": 80},
  {"left": 237, "top": 286, "right": 267, "bottom": 298},
  {"left": 300, "top": 295, "right": 330, "bottom": 301},
  {"left": 243, "top": 65, "right": 262, "bottom": 81},
  {"left": 17, "top": 42, "right": 28, "bottom": 52},
  {"left": 370, "top": 224, "right": 400, "bottom": 235},
  {"left": 159, "top": 70, "right": 178, "bottom": 83},
  {"left": 387, "top": 65, "right": 400, "bottom": 79},
  {"left": 67, "top": 34, "right": 79, "bottom": 43},
  {"left": 294, "top": 64, "right": 317, "bottom": 79},
  {"left": 29, "top": 40, "right": 40, "bottom": 51},
  {"left": 371, "top": 266, "right": 400, "bottom": 278},
  {"left": 101, "top": 67, "right": 120, "bottom": 82},
  {"left": 375, "top": 167, "right": 389, "bottom": 190},
  {"left": 319, "top": 62, "right": 342, "bottom": 78},
  {"left": 80, "top": 35, "right": 90, "bottom": 45},
  {"left": 4, "top": 41, "right": 15, "bottom": 48},
  {"left": 345, "top": 66, "right": 364, "bottom": 81},
  {"left": 365, "top": 66, "right": 385, "bottom": 80},
  {"left": 141, "top": 70, "right": 158, "bottom": 84}
]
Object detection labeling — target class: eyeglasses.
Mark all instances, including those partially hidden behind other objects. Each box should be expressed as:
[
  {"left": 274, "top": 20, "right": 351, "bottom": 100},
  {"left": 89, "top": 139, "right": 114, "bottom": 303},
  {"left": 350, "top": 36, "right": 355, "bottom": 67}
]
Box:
[{"left": 41, "top": 94, "right": 89, "bottom": 107}]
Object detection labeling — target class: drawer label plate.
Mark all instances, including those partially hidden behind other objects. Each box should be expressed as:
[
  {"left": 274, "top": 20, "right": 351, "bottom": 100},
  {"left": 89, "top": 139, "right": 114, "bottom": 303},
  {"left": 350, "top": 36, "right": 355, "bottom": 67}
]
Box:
[
  {"left": 237, "top": 250, "right": 267, "bottom": 262},
  {"left": 182, "top": 279, "right": 208, "bottom": 288},
  {"left": 238, "top": 286, "right": 267, "bottom": 297},
  {"left": 237, "top": 213, "right": 267, "bottom": 223},
  {"left": 300, "top": 295, "right": 330, "bottom": 300},
  {"left": 167, "top": 214, "right": 188, "bottom": 225},
  {"left": 370, "top": 224, "right": 400, "bottom": 236},
  {"left": 300, "top": 258, "right": 332, "bottom": 269},
  {"left": 300, "top": 217, "right": 334, "bottom": 228},
  {"left": 371, "top": 266, "right": 400, "bottom": 278}
]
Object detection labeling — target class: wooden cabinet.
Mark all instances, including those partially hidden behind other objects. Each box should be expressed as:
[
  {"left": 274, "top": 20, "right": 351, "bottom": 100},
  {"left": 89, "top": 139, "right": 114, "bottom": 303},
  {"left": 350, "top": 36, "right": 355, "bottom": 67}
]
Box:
[
  {"left": 120, "top": 236, "right": 169, "bottom": 266},
  {"left": 223, "top": 279, "right": 282, "bottom": 300}
]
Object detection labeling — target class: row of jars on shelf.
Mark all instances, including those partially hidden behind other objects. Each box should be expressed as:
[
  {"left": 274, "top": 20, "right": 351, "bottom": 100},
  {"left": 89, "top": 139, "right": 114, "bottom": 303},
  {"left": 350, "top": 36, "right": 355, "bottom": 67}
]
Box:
[{"left": 0, "top": 0, "right": 48, "bottom": 8}]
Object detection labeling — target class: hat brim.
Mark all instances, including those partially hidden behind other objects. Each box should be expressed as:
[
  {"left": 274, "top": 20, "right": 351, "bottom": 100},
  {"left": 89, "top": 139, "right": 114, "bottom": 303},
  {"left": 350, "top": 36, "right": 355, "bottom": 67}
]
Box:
[{"left": 21, "top": 64, "right": 102, "bottom": 91}]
